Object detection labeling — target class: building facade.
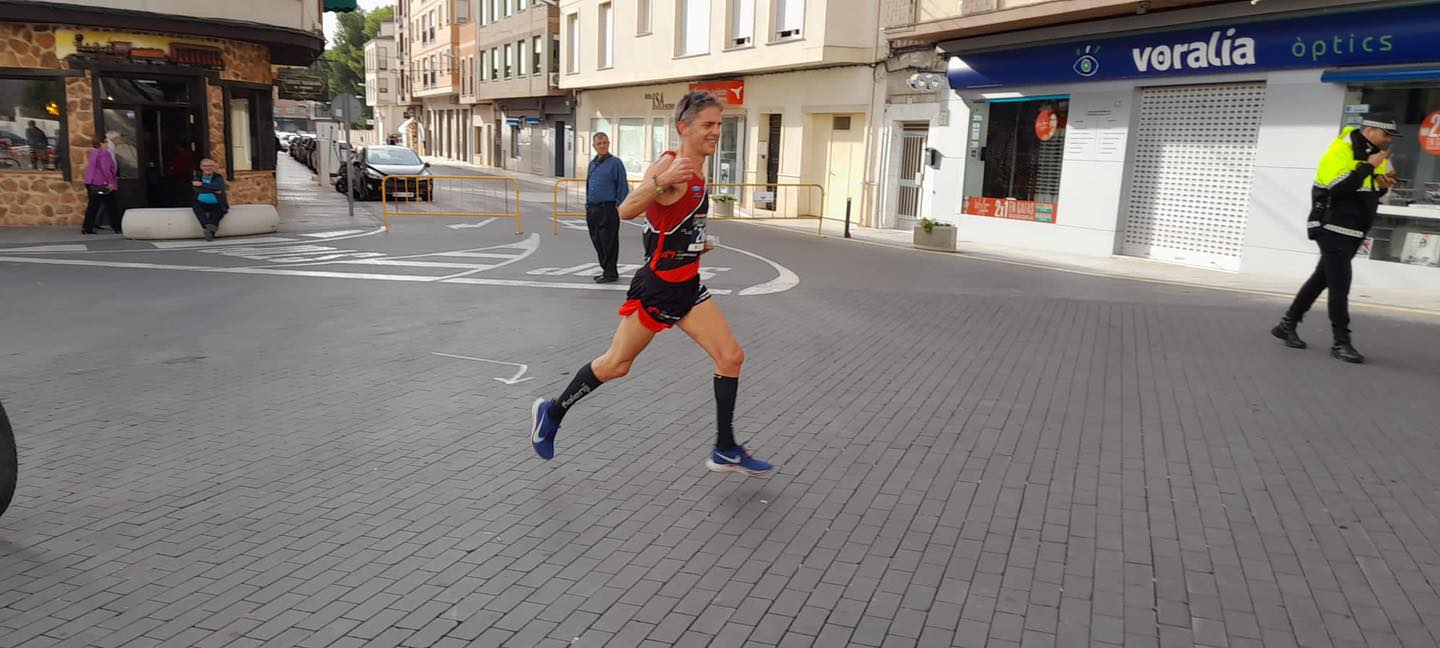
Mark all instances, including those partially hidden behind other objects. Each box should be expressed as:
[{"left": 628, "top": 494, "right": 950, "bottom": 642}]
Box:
[
  {"left": 405, "top": 0, "right": 473, "bottom": 162},
  {"left": 364, "top": 19, "right": 405, "bottom": 143},
  {"left": 470, "top": 0, "right": 569, "bottom": 175},
  {"left": 0, "top": 0, "right": 325, "bottom": 227},
  {"left": 558, "top": 0, "right": 883, "bottom": 223},
  {"left": 883, "top": 0, "right": 1440, "bottom": 291}
]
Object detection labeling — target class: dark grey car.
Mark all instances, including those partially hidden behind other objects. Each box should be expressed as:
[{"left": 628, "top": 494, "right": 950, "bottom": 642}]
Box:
[{"left": 335, "top": 145, "right": 433, "bottom": 201}]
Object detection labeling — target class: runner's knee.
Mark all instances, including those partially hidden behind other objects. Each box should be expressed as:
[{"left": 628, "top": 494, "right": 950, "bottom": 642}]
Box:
[
  {"left": 714, "top": 344, "right": 744, "bottom": 375},
  {"left": 593, "top": 356, "right": 632, "bottom": 381}
]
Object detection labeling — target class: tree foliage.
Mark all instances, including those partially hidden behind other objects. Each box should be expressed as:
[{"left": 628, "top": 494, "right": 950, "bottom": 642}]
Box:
[{"left": 310, "top": 6, "right": 395, "bottom": 124}]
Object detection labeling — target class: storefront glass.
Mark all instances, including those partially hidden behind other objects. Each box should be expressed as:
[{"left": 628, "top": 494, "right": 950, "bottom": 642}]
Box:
[
  {"left": 962, "top": 97, "right": 1067, "bottom": 223},
  {"left": 1346, "top": 84, "right": 1440, "bottom": 267},
  {"left": 0, "top": 76, "right": 65, "bottom": 173},
  {"left": 618, "top": 118, "right": 645, "bottom": 174}
]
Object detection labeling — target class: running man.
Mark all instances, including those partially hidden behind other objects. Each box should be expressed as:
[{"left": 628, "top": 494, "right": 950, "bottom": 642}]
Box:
[{"left": 528, "top": 91, "right": 773, "bottom": 477}]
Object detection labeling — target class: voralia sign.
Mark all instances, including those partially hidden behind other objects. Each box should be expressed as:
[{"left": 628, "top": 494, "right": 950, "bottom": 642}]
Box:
[{"left": 946, "top": 3, "right": 1439, "bottom": 90}]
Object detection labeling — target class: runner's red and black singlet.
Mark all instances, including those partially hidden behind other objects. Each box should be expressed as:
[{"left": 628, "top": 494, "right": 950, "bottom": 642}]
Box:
[{"left": 618, "top": 152, "right": 712, "bottom": 332}]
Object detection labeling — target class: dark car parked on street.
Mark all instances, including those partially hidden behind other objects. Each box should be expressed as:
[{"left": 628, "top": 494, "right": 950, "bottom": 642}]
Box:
[{"left": 333, "top": 145, "right": 433, "bottom": 201}]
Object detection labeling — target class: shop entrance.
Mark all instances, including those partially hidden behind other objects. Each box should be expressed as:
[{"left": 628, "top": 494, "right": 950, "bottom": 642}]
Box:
[
  {"left": 97, "top": 74, "right": 206, "bottom": 212},
  {"left": 708, "top": 115, "right": 745, "bottom": 199}
]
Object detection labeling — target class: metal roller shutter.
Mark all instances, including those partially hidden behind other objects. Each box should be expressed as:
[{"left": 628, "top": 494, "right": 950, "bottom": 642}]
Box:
[{"left": 1121, "top": 82, "right": 1267, "bottom": 271}]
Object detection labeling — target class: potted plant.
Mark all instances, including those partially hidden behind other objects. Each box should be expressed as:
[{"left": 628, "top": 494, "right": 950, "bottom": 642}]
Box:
[
  {"left": 711, "top": 192, "right": 736, "bottom": 217},
  {"left": 913, "top": 217, "right": 957, "bottom": 252}
]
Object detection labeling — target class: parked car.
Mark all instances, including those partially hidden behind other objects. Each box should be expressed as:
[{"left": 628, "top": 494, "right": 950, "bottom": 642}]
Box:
[
  {"left": 333, "top": 145, "right": 433, "bottom": 201},
  {"left": 289, "top": 133, "right": 316, "bottom": 162},
  {"left": 275, "top": 131, "right": 297, "bottom": 152}
]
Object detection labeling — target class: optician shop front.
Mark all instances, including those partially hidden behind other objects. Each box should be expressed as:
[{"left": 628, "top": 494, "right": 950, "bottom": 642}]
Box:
[{"left": 938, "top": 0, "right": 1440, "bottom": 289}]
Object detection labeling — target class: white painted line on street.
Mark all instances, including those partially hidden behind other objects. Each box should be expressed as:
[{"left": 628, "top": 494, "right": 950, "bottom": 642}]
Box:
[
  {"left": 447, "top": 221, "right": 495, "bottom": 230},
  {"left": 430, "top": 352, "right": 533, "bottom": 384},
  {"left": 334, "top": 259, "right": 497, "bottom": 269},
  {"left": 152, "top": 237, "right": 297, "bottom": 249},
  {"left": 431, "top": 251, "right": 523, "bottom": 259},
  {"left": 298, "top": 230, "right": 369, "bottom": 238},
  {"left": 0, "top": 244, "right": 89, "bottom": 253},
  {"left": 723, "top": 244, "right": 800, "bottom": 295}
]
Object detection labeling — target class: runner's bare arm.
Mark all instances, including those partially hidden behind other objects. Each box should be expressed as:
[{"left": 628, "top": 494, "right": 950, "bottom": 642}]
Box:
[{"left": 619, "top": 155, "right": 694, "bottom": 219}]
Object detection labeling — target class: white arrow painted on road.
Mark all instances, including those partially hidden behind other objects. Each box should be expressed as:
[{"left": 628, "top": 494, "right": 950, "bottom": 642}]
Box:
[
  {"left": 447, "top": 220, "right": 495, "bottom": 230},
  {"left": 431, "top": 352, "right": 534, "bottom": 384}
]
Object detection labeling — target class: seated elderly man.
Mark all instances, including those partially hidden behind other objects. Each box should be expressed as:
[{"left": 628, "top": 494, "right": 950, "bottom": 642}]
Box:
[{"left": 191, "top": 158, "right": 229, "bottom": 241}]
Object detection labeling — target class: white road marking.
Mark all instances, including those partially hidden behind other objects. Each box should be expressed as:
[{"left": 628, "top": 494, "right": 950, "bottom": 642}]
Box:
[
  {"left": 298, "top": 230, "right": 369, "bottom": 238},
  {"left": 0, "top": 244, "right": 90, "bottom": 253},
  {"left": 447, "top": 221, "right": 496, "bottom": 230},
  {"left": 152, "top": 237, "right": 297, "bottom": 249},
  {"left": 724, "top": 244, "right": 800, "bottom": 295},
  {"left": 430, "top": 352, "right": 533, "bottom": 384}
]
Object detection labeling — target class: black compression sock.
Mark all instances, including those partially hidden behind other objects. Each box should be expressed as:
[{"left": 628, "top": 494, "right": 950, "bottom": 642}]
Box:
[
  {"left": 714, "top": 374, "right": 738, "bottom": 451},
  {"left": 552, "top": 363, "right": 602, "bottom": 423}
]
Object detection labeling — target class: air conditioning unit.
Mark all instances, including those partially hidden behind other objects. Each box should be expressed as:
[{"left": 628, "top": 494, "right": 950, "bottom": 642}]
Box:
[{"left": 548, "top": 72, "right": 559, "bottom": 87}]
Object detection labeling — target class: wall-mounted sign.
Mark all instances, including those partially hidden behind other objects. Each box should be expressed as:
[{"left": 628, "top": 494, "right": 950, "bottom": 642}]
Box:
[
  {"left": 58, "top": 29, "right": 224, "bottom": 69},
  {"left": 947, "top": 3, "right": 1440, "bottom": 89},
  {"left": 689, "top": 80, "right": 745, "bottom": 105},
  {"left": 277, "top": 69, "right": 326, "bottom": 101},
  {"left": 645, "top": 92, "right": 674, "bottom": 111}
]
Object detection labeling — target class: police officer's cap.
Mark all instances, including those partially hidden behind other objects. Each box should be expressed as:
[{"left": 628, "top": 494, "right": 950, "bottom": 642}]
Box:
[{"left": 1361, "top": 115, "right": 1401, "bottom": 137}]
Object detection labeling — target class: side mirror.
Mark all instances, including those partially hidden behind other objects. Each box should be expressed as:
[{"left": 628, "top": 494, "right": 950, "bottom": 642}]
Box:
[{"left": 422, "top": 162, "right": 431, "bottom": 169}]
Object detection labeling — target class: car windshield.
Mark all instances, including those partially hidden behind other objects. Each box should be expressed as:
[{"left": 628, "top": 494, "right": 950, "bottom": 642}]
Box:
[{"left": 367, "top": 148, "right": 422, "bottom": 165}]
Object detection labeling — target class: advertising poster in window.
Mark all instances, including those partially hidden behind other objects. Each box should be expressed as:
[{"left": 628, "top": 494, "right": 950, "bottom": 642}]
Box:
[{"left": 963, "top": 98, "right": 1067, "bottom": 224}]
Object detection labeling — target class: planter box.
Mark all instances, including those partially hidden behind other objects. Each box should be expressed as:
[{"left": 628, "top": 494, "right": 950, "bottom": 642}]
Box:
[
  {"left": 913, "top": 224, "right": 957, "bottom": 252},
  {"left": 711, "top": 199, "right": 735, "bottom": 217}
]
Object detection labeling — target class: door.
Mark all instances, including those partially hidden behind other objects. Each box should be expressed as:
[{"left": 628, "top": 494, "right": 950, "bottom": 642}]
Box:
[
  {"left": 710, "top": 115, "right": 745, "bottom": 199},
  {"left": 760, "top": 114, "right": 781, "bottom": 209},
  {"left": 103, "top": 105, "right": 201, "bottom": 211},
  {"left": 1120, "top": 83, "right": 1267, "bottom": 270},
  {"left": 825, "top": 114, "right": 863, "bottom": 224},
  {"left": 554, "top": 121, "right": 566, "bottom": 176},
  {"left": 896, "top": 125, "right": 928, "bottom": 229}
]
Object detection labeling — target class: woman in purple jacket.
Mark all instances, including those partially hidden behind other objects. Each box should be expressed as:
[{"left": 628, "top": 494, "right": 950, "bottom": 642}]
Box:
[{"left": 82, "top": 138, "right": 119, "bottom": 234}]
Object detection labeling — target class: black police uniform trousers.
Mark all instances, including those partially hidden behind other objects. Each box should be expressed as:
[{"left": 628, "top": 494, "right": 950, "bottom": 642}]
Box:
[{"left": 1285, "top": 229, "right": 1363, "bottom": 344}]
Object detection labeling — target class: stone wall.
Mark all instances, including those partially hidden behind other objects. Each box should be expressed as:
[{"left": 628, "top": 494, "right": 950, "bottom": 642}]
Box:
[
  {"left": 229, "top": 172, "right": 277, "bottom": 205},
  {"left": 0, "top": 22, "right": 278, "bottom": 227}
]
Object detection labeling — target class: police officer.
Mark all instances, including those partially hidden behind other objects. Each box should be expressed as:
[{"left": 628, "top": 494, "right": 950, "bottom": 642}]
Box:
[{"left": 1271, "top": 115, "right": 1400, "bottom": 364}]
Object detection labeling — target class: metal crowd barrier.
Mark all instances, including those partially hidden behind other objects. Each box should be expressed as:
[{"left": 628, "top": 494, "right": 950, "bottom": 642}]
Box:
[
  {"left": 381, "top": 175, "right": 522, "bottom": 234},
  {"left": 552, "top": 179, "right": 824, "bottom": 236}
]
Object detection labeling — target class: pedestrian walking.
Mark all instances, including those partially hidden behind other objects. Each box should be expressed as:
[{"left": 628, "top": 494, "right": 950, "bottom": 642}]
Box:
[
  {"left": 1271, "top": 115, "right": 1400, "bottom": 364},
  {"left": 25, "top": 120, "right": 47, "bottom": 170},
  {"left": 81, "top": 138, "right": 118, "bottom": 235},
  {"left": 528, "top": 91, "right": 773, "bottom": 477},
  {"left": 585, "top": 132, "right": 629, "bottom": 283}
]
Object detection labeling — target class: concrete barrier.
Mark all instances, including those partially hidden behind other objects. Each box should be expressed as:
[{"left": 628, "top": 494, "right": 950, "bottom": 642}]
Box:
[{"left": 123, "top": 205, "right": 280, "bottom": 241}]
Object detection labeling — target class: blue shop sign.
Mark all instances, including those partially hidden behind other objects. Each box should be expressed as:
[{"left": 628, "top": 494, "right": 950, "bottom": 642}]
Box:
[{"left": 948, "top": 2, "right": 1440, "bottom": 90}]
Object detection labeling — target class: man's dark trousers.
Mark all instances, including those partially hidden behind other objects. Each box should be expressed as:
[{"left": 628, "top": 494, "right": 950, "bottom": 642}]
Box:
[
  {"left": 1285, "top": 230, "right": 1363, "bottom": 343},
  {"left": 586, "top": 201, "right": 620, "bottom": 279}
]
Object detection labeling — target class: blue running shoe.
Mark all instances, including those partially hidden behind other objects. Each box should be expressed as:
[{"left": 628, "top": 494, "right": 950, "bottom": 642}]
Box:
[
  {"left": 706, "top": 445, "right": 773, "bottom": 477},
  {"left": 530, "top": 398, "right": 560, "bottom": 460}
]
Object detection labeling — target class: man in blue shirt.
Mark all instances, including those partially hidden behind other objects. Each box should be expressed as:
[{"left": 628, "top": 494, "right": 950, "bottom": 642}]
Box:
[
  {"left": 586, "top": 132, "right": 630, "bottom": 283},
  {"left": 191, "top": 158, "right": 229, "bottom": 241}
]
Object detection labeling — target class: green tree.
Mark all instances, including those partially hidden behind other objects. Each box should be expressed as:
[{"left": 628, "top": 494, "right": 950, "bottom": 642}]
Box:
[{"left": 310, "top": 6, "right": 395, "bottom": 120}]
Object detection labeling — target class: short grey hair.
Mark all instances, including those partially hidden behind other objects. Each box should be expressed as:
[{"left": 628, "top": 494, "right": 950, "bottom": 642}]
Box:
[
  {"left": 592, "top": 131, "right": 609, "bottom": 144},
  {"left": 674, "top": 91, "right": 723, "bottom": 126},
  {"left": 105, "top": 130, "right": 121, "bottom": 141}
]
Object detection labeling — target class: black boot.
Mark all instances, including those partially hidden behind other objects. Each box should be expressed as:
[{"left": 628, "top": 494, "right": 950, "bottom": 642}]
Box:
[
  {"left": 1271, "top": 317, "right": 1306, "bottom": 349},
  {"left": 1331, "top": 341, "right": 1365, "bottom": 364}
]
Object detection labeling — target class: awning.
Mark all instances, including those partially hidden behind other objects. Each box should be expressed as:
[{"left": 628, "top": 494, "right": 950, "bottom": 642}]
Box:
[
  {"left": 324, "top": 0, "right": 359, "bottom": 12},
  {"left": 1321, "top": 66, "right": 1440, "bottom": 84}
]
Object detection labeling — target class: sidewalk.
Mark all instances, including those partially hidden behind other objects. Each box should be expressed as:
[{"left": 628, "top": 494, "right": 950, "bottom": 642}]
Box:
[{"left": 749, "top": 217, "right": 1440, "bottom": 318}]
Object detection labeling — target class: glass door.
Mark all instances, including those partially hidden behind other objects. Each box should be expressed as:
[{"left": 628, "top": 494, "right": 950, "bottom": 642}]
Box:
[{"left": 709, "top": 115, "right": 745, "bottom": 199}]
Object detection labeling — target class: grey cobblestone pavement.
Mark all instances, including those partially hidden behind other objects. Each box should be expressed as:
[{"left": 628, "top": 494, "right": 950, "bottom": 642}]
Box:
[{"left": 2, "top": 159, "right": 1440, "bottom": 648}]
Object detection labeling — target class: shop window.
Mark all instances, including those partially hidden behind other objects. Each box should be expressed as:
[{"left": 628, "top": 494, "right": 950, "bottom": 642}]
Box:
[
  {"left": 962, "top": 97, "right": 1067, "bottom": 224},
  {"left": 226, "top": 87, "right": 276, "bottom": 172},
  {"left": 510, "top": 124, "right": 521, "bottom": 158},
  {"left": 618, "top": 118, "right": 645, "bottom": 175},
  {"left": 0, "top": 76, "right": 65, "bottom": 174},
  {"left": 651, "top": 117, "right": 668, "bottom": 162},
  {"left": 1349, "top": 85, "right": 1440, "bottom": 267}
]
